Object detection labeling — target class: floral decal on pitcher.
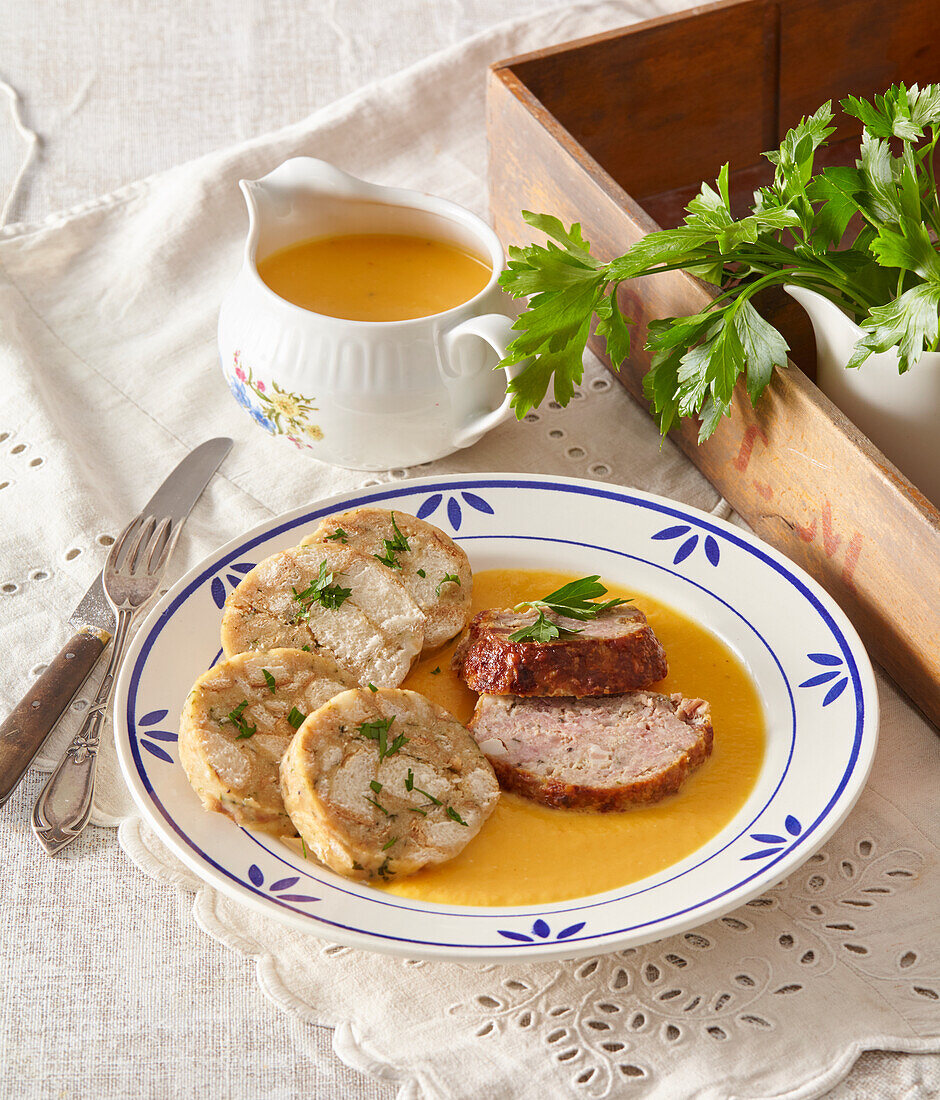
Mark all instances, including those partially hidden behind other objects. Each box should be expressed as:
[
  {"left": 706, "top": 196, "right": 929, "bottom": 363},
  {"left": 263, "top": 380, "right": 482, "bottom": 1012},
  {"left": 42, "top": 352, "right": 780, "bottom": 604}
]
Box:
[{"left": 228, "top": 351, "right": 324, "bottom": 448}]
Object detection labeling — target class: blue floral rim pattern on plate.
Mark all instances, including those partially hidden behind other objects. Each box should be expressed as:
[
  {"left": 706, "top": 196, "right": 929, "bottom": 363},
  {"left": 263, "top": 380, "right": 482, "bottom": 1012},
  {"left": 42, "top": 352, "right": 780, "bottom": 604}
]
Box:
[{"left": 116, "top": 475, "right": 876, "bottom": 960}]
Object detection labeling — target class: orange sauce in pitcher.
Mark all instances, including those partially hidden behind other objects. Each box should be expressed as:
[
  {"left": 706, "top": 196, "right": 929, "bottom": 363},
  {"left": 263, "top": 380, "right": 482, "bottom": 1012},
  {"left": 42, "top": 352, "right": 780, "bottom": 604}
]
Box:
[{"left": 257, "top": 233, "right": 492, "bottom": 321}]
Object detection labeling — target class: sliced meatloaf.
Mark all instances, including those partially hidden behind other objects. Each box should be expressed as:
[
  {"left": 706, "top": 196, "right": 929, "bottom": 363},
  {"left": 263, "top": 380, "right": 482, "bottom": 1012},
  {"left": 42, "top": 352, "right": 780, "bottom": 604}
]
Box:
[
  {"left": 452, "top": 605, "right": 667, "bottom": 697},
  {"left": 469, "top": 692, "right": 712, "bottom": 811}
]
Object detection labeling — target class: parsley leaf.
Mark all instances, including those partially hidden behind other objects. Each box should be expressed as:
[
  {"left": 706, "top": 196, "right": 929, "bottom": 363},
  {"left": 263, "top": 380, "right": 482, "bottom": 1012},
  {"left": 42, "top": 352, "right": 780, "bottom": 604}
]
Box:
[
  {"left": 405, "top": 767, "right": 442, "bottom": 805},
  {"left": 262, "top": 668, "right": 276, "bottom": 694},
  {"left": 446, "top": 806, "right": 469, "bottom": 827},
  {"left": 436, "top": 572, "right": 460, "bottom": 597},
  {"left": 373, "top": 512, "right": 411, "bottom": 569},
  {"left": 388, "top": 513, "right": 410, "bottom": 552},
  {"left": 317, "top": 584, "right": 353, "bottom": 610},
  {"left": 842, "top": 83, "right": 940, "bottom": 140},
  {"left": 358, "top": 716, "right": 408, "bottom": 760},
  {"left": 507, "top": 609, "right": 570, "bottom": 644},
  {"left": 292, "top": 559, "right": 352, "bottom": 619},
  {"left": 507, "top": 576, "right": 630, "bottom": 643},
  {"left": 373, "top": 549, "right": 402, "bottom": 569},
  {"left": 733, "top": 300, "right": 789, "bottom": 405},
  {"left": 366, "top": 781, "right": 394, "bottom": 817},
  {"left": 870, "top": 215, "right": 940, "bottom": 280},
  {"left": 808, "top": 165, "right": 866, "bottom": 249},
  {"left": 848, "top": 282, "right": 940, "bottom": 372},
  {"left": 287, "top": 707, "right": 306, "bottom": 730},
  {"left": 324, "top": 527, "right": 348, "bottom": 543},
  {"left": 521, "top": 575, "right": 628, "bottom": 620},
  {"left": 497, "top": 216, "right": 609, "bottom": 417},
  {"left": 593, "top": 289, "right": 632, "bottom": 366},
  {"left": 224, "top": 699, "right": 257, "bottom": 739},
  {"left": 386, "top": 733, "right": 408, "bottom": 757}
]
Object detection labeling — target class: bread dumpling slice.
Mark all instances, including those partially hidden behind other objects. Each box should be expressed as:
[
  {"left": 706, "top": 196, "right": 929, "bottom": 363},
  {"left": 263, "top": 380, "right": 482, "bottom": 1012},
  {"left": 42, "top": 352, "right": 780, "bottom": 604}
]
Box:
[
  {"left": 220, "top": 543, "right": 425, "bottom": 687},
  {"left": 302, "top": 508, "right": 471, "bottom": 651},
  {"left": 179, "top": 648, "right": 355, "bottom": 835},
  {"left": 280, "top": 687, "right": 499, "bottom": 881}
]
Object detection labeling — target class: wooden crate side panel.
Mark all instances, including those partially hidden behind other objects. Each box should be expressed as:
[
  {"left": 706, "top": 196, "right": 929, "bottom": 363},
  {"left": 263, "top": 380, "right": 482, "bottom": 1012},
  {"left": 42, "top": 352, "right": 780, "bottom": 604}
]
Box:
[
  {"left": 499, "top": 0, "right": 940, "bottom": 197},
  {"left": 509, "top": 0, "right": 778, "bottom": 200},
  {"left": 487, "top": 69, "right": 940, "bottom": 726},
  {"left": 778, "top": 0, "right": 940, "bottom": 139}
]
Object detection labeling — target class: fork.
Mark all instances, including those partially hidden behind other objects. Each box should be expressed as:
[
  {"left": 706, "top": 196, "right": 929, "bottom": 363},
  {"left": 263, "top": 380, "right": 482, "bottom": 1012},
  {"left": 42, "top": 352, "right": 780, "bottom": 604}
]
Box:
[{"left": 32, "top": 513, "right": 181, "bottom": 855}]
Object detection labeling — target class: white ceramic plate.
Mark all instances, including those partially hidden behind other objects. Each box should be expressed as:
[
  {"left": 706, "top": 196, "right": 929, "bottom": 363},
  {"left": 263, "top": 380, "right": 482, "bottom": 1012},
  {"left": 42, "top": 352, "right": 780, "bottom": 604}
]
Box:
[{"left": 114, "top": 474, "right": 878, "bottom": 961}]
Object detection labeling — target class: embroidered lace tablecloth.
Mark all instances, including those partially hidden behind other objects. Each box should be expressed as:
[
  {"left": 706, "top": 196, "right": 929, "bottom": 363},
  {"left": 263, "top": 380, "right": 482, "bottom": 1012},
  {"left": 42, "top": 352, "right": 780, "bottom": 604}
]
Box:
[{"left": 1, "top": 2, "right": 937, "bottom": 1097}]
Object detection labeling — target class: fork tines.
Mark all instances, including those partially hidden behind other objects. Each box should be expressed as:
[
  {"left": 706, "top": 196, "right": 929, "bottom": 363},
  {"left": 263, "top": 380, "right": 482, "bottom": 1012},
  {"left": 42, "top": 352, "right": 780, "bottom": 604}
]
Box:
[{"left": 111, "top": 514, "right": 178, "bottom": 575}]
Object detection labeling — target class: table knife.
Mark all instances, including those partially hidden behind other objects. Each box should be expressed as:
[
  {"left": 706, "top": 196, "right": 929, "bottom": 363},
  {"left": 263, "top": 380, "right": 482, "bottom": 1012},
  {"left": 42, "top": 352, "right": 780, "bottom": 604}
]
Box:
[{"left": 0, "top": 437, "right": 232, "bottom": 808}]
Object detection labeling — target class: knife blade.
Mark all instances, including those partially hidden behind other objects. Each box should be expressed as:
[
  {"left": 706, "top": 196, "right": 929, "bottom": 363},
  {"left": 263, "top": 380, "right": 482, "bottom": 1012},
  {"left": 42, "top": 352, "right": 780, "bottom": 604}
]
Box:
[
  {"left": 0, "top": 437, "right": 233, "bottom": 808},
  {"left": 67, "top": 438, "right": 234, "bottom": 639}
]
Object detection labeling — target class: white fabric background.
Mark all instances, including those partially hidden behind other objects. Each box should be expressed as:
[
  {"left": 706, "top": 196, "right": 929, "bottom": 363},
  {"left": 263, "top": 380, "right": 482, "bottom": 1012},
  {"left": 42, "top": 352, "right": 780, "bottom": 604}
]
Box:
[{"left": 0, "top": 2, "right": 937, "bottom": 1097}]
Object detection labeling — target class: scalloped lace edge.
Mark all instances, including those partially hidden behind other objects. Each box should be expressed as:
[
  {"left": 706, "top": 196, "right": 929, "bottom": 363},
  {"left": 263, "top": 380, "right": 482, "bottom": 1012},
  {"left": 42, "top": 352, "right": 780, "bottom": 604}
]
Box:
[{"left": 118, "top": 815, "right": 940, "bottom": 1100}]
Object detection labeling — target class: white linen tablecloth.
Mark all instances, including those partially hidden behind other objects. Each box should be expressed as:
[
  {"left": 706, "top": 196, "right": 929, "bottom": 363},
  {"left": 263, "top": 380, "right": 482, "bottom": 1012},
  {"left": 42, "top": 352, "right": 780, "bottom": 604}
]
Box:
[{"left": 1, "top": 2, "right": 938, "bottom": 1097}]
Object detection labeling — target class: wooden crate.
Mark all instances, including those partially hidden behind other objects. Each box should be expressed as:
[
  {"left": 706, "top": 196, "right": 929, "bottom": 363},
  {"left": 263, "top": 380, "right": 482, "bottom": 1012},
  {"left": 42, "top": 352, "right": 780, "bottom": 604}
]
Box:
[{"left": 487, "top": 0, "right": 940, "bottom": 727}]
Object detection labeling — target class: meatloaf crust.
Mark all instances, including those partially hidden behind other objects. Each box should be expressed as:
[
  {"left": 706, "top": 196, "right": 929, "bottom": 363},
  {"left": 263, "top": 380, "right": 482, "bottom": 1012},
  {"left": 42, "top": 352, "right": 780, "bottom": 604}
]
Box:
[
  {"left": 452, "top": 605, "right": 667, "bottom": 697},
  {"left": 470, "top": 692, "right": 713, "bottom": 811}
]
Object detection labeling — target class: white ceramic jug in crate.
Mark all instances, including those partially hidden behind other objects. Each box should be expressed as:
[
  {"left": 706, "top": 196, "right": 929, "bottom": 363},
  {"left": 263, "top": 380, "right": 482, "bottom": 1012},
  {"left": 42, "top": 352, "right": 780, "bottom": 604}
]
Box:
[
  {"left": 786, "top": 285, "right": 940, "bottom": 506},
  {"left": 218, "top": 158, "right": 522, "bottom": 470}
]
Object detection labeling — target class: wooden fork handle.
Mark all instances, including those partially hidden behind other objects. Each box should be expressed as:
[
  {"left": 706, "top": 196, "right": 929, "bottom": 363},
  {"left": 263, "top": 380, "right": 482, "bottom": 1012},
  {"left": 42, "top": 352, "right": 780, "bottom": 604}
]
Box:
[{"left": 0, "top": 627, "right": 108, "bottom": 808}]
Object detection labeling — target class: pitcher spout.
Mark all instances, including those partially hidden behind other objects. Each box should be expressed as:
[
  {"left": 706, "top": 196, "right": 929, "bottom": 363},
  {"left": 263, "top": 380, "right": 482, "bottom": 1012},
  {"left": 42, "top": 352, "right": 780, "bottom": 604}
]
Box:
[{"left": 238, "top": 158, "right": 388, "bottom": 267}]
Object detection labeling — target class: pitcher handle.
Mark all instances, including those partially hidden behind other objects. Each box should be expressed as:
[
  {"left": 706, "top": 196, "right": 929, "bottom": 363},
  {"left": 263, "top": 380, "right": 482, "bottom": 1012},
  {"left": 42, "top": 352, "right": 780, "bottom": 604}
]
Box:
[{"left": 444, "top": 314, "right": 526, "bottom": 447}]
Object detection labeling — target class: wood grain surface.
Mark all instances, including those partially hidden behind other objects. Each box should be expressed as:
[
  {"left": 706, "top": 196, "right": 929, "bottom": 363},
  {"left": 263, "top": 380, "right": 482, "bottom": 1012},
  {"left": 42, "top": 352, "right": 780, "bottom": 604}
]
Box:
[
  {"left": 0, "top": 628, "right": 106, "bottom": 806},
  {"left": 486, "top": 0, "right": 940, "bottom": 727}
]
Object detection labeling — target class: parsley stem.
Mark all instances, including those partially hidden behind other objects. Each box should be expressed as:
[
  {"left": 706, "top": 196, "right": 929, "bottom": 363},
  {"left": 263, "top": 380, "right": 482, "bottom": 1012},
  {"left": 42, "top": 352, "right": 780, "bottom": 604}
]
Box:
[
  {"left": 700, "top": 264, "right": 871, "bottom": 318},
  {"left": 923, "top": 131, "right": 940, "bottom": 234},
  {"left": 639, "top": 247, "right": 871, "bottom": 310},
  {"left": 628, "top": 231, "right": 877, "bottom": 312}
]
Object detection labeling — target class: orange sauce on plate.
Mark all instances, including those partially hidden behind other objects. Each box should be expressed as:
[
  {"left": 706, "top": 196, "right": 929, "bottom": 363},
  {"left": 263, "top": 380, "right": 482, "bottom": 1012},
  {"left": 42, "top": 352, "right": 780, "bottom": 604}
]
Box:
[{"left": 381, "top": 568, "right": 766, "bottom": 906}]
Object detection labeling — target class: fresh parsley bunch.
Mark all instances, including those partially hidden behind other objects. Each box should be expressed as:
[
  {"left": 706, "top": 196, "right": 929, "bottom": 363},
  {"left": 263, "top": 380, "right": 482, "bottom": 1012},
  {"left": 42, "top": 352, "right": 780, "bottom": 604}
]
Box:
[{"left": 498, "top": 83, "right": 940, "bottom": 441}]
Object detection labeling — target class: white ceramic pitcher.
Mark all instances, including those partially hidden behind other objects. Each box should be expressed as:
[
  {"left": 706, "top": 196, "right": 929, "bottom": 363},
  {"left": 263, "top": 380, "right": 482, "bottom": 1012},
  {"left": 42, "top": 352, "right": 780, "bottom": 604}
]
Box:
[
  {"left": 786, "top": 285, "right": 940, "bottom": 506},
  {"left": 218, "top": 158, "right": 521, "bottom": 470}
]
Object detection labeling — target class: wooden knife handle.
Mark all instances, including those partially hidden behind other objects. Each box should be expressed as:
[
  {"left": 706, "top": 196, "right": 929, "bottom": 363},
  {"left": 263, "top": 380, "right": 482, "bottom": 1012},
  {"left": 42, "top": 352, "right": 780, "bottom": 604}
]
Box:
[{"left": 0, "top": 628, "right": 108, "bottom": 808}]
